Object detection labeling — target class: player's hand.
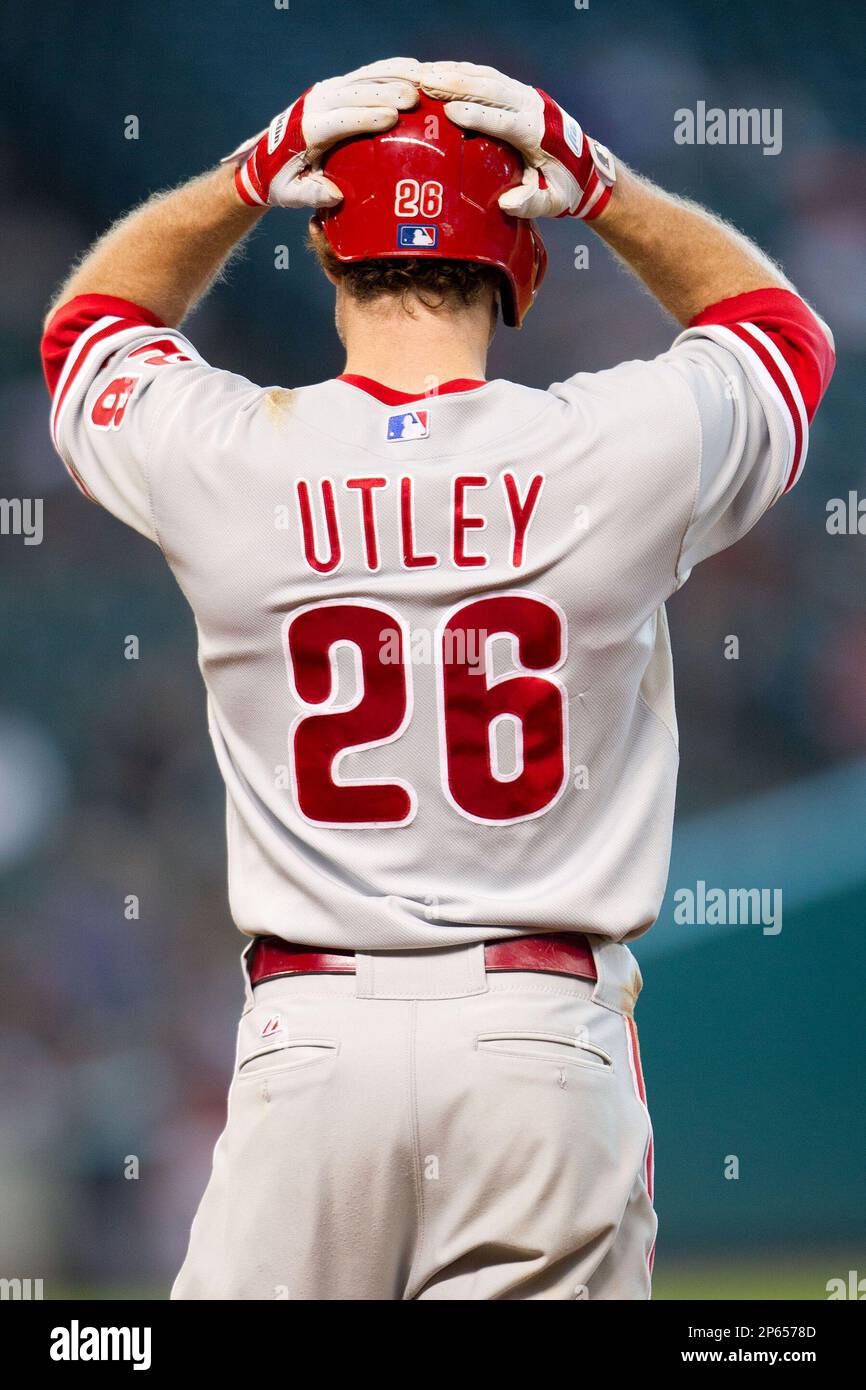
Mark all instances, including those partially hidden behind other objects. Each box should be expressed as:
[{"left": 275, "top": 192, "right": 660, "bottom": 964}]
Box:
[
  {"left": 223, "top": 59, "right": 422, "bottom": 209},
  {"left": 419, "top": 61, "right": 615, "bottom": 221}
]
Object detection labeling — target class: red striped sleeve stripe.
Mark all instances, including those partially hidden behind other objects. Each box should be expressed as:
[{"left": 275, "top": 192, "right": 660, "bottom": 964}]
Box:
[
  {"left": 687, "top": 288, "right": 835, "bottom": 494},
  {"left": 727, "top": 323, "right": 806, "bottom": 491},
  {"left": 41, "top": 296, "right": 173, "bottom": 500},
  {"left": 49, "top": 316, "right": 145, "bottom": 449},
  {"left": 689, "top": 289, "right": 834, "bottom": 421},
  {"left": 42, "top": 293, "right": 165, "bottom": 396}
]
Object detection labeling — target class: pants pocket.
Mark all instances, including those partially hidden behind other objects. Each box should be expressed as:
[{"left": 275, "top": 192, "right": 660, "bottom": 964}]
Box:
[
  {"left": 475, "top": 1030, "right": 613, "bottom": 1071},
  {"left": 236, "top": 1037, "right": 339, "bottom": 1078}
]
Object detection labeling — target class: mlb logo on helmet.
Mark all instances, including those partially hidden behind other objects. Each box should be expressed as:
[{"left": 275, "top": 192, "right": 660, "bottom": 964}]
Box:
[
  {"left": 386, "top": 410, "right": 429, "bottom": 441},
  {"left": 397, "top": 225, "right": 439, "bottom": 249}
]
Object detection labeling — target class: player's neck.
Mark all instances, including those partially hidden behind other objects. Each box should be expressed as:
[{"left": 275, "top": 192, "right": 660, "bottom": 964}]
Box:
[{"left": 339, "top": 295, "right": 491, "bottom": 395}]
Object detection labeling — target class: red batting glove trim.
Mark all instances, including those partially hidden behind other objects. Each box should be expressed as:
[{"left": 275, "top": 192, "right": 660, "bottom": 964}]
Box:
[
  {"left": 237, "top": 90, "right": 310, "bottom": 206},
  {"left": 583, "top": 180, "right": 613, "bottom": 221},
  {"left": 285, "top": 89, "right": 309, "bottom": 156},
  {"left": 536, "top": 88, "right": 591, "bottom": 183},
  {"left": 234, "top": 165, "right": 258, "bottom": 205}
]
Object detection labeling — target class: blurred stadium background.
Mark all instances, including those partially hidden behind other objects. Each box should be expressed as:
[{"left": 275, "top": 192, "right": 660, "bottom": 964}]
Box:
[{"left": 1, "top": 0, "right": 864, "bottom": 1299}]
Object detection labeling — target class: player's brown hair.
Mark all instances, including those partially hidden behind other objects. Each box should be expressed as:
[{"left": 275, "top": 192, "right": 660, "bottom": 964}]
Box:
[{"left": 308, "top": 226, "right": 502, "bottom": 319}]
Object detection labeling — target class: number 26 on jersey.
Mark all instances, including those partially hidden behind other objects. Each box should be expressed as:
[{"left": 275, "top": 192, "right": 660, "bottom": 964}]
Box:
[{"left": 284, "top": 593, "right": 568, "bottom": 828}]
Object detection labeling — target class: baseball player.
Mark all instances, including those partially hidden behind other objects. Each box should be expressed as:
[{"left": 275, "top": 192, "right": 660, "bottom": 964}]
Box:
[{"left": 41, "top": 59, "right": 834, "bottom": 1300}]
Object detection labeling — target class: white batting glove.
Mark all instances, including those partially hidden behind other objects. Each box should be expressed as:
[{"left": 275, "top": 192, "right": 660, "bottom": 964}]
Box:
[
  {"left": 223, "top": 59, "right": 422, "bottom": 209},
  {"left": 420, "top": 61, "right": 615, "bottom": 220}
]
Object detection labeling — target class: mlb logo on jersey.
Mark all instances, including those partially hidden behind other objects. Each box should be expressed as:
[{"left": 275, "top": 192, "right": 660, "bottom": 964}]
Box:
[
  {"left": 386, "top": 409, "right": 429, "bottom": 441},
  {"left": 397, "top": 224, "right": 438, "bottom": 249}
]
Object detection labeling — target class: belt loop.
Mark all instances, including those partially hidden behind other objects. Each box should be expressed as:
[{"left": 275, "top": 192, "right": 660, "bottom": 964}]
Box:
[
  {"left": 240, "top": 938, "right": 257, "bottom": 1011},
  {"left": 355, "top": 943, "right": 487, "bottom": 1000},
  {"left": 590, "top": 938, "right": 643, "bottom": 1017}
]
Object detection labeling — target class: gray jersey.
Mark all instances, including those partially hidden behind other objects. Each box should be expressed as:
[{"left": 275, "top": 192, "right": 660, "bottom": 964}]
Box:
[{"left": 49, "top": 293, "right": 823, "bottom": 948}]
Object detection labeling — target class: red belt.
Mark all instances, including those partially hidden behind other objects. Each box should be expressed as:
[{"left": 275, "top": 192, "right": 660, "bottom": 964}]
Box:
[{"left": 248, "top": 932, "right": 597, "bottom": 986}]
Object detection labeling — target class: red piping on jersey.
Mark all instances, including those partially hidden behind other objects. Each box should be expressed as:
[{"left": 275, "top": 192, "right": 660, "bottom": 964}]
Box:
[{"left": 337, "top": 374, "right": 487, "bottom": 406}]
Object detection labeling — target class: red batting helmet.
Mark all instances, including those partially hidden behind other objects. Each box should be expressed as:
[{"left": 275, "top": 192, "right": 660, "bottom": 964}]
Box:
[{"left": 315, "top": 93, "right": 547, "bottom": 328}]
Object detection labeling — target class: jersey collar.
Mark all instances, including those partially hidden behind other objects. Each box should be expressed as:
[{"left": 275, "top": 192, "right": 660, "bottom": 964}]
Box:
[{"left": 337, "top": 374, "right": 487, "bottom": 406}]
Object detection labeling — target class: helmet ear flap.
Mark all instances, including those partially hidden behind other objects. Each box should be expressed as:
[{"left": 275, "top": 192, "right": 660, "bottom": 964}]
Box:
[
  {"left": 499, "top": 222, "right": 547, "bottom": 328},
  {"left": 531, "top": 225, "right": 548, "bottom": 297},
  {"left": 498, "top": 274, "right": 518, "bottom": 329}
]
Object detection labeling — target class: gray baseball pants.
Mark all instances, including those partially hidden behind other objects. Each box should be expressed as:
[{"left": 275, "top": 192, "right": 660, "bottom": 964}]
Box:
[{"left": 172, "top": 936, "right": 655, "bottom": 1300}]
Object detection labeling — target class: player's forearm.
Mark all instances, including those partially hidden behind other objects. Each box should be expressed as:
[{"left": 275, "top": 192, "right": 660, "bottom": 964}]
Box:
[
  {"left": 592, "top": 164, "right": 791, "bottom": 324},
  {"left": 46, "top": 164, "right": 265, "bottom": 328}
]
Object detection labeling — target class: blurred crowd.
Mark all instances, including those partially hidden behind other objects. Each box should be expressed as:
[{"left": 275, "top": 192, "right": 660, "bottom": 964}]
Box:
[{"left": 1, "top": 0, "right": 864, "bottom": 1288}]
